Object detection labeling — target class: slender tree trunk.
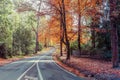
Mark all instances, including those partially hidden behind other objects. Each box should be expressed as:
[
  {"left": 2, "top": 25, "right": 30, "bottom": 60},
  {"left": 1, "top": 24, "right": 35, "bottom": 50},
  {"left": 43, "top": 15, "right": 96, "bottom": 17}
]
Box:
[
  {"left": 35, "top": 0, "right": 42, "bottom": 53},
  {"left": 35, "top": 15, "right": 40, "bottom": 53},
  {"left": 91, "top": 27, "right": 96, "bottom": 49},
  {"left": 35, "top": 32, "right": 39, "bottom": 53},
  {"left": 60, "top": 37, "right": 63, "bottom": 56},
  {"left": 60, "top": 14, "right": 63, "bottom": 56},
  {"left": 35, "top": 16, "right": 39, "bottom": 53},
  {"left": 44, "top": 37, "right": 47, "bottom": 48},
  {"left": 62, "top": 0, "right": 70, "bottom": 60},
  {"left": 78, "top": 0, "right": 81, "bottom": 55},
  {"left": 12, "top": 34, "right": 15, "bottom": 55}
]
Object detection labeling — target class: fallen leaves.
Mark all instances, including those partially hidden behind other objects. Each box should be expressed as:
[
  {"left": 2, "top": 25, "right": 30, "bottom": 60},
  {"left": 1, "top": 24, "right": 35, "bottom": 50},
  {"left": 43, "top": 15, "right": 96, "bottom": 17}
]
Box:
[{"left": 56, "top": 54, "right": 120, "bottom": 79}]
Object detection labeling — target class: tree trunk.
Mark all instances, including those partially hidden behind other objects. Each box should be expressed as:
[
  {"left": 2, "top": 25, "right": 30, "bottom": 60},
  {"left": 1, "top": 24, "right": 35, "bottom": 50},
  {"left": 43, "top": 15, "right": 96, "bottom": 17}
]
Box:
[
  {"left": 111, "top": 23, "right": 119, "bottom": 68},
  {"left": 91, "top": 27, "right": 96, "bottom": 49},
  {"left": 78, "top": 0, "right": 81, "bottom": 55},
  {"left": 35, "top": 1, "right": 42, "bottom": 53},
  {"left": 62, "top": 0, "right": 70, "bottom": 60},
  {"left": 60, "top": 39, "right": 63, "bottom": 56},
  {"left": 110, "top": 0, "right": 119, "bottom": 68},
  {"left": 60, "top": 14, "right": 63, "bottom": 56},
  {"left": 35, "top": 32, "right": 39, "bottom": 53}
]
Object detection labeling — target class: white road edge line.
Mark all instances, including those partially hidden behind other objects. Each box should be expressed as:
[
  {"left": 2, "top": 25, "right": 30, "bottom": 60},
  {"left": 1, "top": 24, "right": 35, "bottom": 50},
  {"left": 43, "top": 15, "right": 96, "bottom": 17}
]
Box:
[
  {"left": 17, "top": 62, "right": 36, "bottom": 80},
  {"left": 51, "top": 56, "right": 77, "bottom": 77},
  {"left": 36, "top": 62, "right": 43, "bottom": 80}
]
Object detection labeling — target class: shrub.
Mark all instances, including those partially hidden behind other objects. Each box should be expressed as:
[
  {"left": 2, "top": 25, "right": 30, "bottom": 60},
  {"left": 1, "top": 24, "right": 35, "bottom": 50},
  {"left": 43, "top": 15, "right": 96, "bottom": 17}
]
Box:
[
  {"left": 100, "top": 50, "right": 112, "bottom": 61},
  {"left": 0, "top": 42, "right": 7, "bottom": 58},
  {"left": 13, "top": 26, "right": 35, "bottom": 55},
  {"left": 38, "top": 43, "right": 43, "bottom": 51},
  {"left": 70, "top": 40, "right": 78, "bottom": 50}
]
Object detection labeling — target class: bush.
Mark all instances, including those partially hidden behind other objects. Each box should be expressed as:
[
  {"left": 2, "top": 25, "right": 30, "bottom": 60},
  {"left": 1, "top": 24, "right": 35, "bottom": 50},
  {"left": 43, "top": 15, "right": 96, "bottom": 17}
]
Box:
[
  {"left": 38, "top": 43, "right": 43, "bottom": 51},
  {"left": 89, "top": 48, "right": 120, "bottom": 61},
  {"left": 100, "top": 50, "right": 112, "bottom": 61},
  {"left": 0, "top": 25, "right": 13, "bottom": 58},
  {"left": 13, "top": 26, "right": 35, "bottom": 55},
  {"left": 89, "top": 48, "right": 110, "bottom": 60},
  {"left": 70, "top": 40, "right": 78, "bottom": 50},
  {"left": 100, "top": 49, "right": 120, "bottom": 61},
  {"left": 89, "top": 48, "right": 98, "bottom": 56},
  {"left": 0, "top": 42, "right": 7, "bottom": 58}
]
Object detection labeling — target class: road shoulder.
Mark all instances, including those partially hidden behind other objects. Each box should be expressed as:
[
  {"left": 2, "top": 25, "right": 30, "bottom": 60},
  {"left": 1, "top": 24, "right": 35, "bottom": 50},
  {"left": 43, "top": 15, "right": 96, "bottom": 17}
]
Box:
[
  {"left": 52, "top": 53, "right": 89, "bottom": 80},
  {"left": 53, "top": 53, "right": 120, "bottom": 80},
  {"left": 0, "top": 48, "right": 50, "bottom": 66}
]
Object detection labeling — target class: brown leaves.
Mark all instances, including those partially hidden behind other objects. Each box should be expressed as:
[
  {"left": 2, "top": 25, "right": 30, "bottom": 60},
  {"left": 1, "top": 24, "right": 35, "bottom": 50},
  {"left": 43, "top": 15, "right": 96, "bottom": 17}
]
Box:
[{"left": 60, "top": 54, "right": 120, "bottom": 78}]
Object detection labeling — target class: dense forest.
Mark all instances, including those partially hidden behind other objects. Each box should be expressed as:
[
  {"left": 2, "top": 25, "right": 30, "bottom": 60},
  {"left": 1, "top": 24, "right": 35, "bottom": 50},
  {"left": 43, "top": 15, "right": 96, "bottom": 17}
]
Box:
[{"left": 0, "top": 0, "right": 120, "bottom": 68}]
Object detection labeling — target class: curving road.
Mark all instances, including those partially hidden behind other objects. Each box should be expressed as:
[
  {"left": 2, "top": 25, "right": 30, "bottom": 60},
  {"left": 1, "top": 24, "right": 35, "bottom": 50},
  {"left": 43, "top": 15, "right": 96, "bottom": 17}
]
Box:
[{"left": 0, "top": 48, "right": 84, "bottom": 80}]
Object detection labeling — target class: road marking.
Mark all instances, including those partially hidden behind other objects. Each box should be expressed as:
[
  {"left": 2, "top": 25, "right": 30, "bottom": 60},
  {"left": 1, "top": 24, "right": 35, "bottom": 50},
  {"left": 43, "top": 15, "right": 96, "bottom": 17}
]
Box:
[
  {"left": 53, "top": 61, "right": 77, "bottom": 77},
  {"left": 17, "top": 56, "right": 45, "bottom": 80},
  {"left": 36, "top": 62, "right": 43, "bottom": 80},
  {"left": 50, "top": 56, "right": 77, "bottom": 77},
  {"left": 17, "top": 61, "right": 36, "bottom": 80},
  {"left": 17, "top": 48, "right": 77, "bottom": 80},
  {"left": 24, "top": 75, "right": 38, "bottom": 80}
]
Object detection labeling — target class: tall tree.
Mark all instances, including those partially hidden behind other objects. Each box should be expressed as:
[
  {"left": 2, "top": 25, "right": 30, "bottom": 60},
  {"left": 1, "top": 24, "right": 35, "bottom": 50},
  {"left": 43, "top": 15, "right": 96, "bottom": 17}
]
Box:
[
  {"left": 47, "top": 0, "right": 71, "bottom": 59},
  {"left": 15, "top": 0, "right": 43, "bottom": 53},
  {"left": 62, "top": 0, "right": 71, "bottom": 59},
  {"left": 77, "top": 0, "right": 82, "bottom": 55},
  {"left": 35, "top": 3, "right": 41, "bottom": 53},
  {"left": 110, "top": 0, "right": 119, "bottom": 68}
]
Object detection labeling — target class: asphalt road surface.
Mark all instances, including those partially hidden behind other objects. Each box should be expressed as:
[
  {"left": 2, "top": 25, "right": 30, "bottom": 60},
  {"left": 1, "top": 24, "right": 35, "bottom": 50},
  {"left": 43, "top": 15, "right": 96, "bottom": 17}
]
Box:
[{"left": 0, "top": 48, "right": 84, "bottom": 80}]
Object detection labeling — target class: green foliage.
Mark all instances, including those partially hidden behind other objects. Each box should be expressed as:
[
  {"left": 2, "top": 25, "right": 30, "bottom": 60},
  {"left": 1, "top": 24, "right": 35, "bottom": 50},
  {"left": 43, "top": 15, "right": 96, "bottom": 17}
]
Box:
[
  {"left": 0, "top": 0, "right": 43, "bottom": 58},
  {"left": 38, "top": 43, "right": 43, "bottom": 51},
  {"left": 0, "top": 0, "right": 14, "bottom": 58},
  {"left": 13, "top": 26, "right": 35, "bottom": 55},
  {"left": 81, "top": 42, "right": 91, "bottom": 50},
  {"left": 95, "top": 32, "right": 111, "bottom": 50},
  {"left": 70, "top": 40, "right": 78, "bottom": 50}
]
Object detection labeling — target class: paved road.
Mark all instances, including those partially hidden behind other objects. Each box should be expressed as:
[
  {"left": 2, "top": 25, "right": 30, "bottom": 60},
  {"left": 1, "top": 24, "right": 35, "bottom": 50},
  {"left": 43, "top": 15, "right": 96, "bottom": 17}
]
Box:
[{"left": 0, "top": 48, "right": 84, "bottom": 80}]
